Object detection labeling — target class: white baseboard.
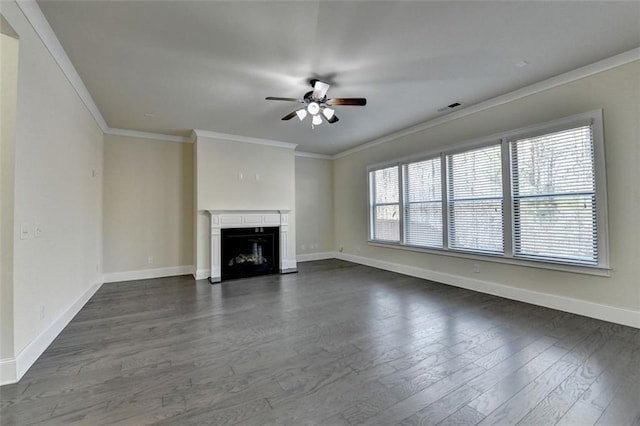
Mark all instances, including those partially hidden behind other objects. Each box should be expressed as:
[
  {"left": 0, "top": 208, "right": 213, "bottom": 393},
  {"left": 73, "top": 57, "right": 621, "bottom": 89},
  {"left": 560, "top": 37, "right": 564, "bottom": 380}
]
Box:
[
  {"left": 282, "top": 259, "right": 298, "bottom": 270},
  {"left": 0, "top": 357, "right": 17, "bottom": 386},
  {"left": 0, "top": 280, "right": 104, "bottom": 385},
  {"left": 336, "top": 252, "right": 639, "bottom": 329},
  {"left": 3, "top": 254, "right": 633, "bottom": 387},
  {"left": 194, "top": 268, "right": 210, "bottom": 280},
  {"left": 104, "top": 265, "right": 194, "bottom": 283},
  {"left": 297, "top": 252, "right": 337, "bottom": 262}
]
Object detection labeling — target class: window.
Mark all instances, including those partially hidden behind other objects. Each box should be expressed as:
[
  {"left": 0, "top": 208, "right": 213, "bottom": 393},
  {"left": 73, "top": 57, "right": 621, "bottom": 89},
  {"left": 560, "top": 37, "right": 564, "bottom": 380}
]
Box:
[
  {"left": 369, "top": 165, "right": 400, "bottom": 242},
  {"left": 510, "top": 125, "right": 597, "bottom": 264},
  {"left": 367, "top": 110, "right": 608, "bottom": 273},
  {"left": 403, "top": 158, "right": 442, "bottom": 248},
  {"left": 447, "top": 144, "right": 503, "bottom": 254}
]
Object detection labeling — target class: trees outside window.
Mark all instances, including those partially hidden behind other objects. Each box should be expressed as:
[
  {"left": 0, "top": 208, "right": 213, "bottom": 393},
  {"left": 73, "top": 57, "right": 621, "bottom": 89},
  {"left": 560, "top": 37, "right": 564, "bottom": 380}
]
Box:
[{"left": 367, "top": 110, "right": 607, "bottom": 272}]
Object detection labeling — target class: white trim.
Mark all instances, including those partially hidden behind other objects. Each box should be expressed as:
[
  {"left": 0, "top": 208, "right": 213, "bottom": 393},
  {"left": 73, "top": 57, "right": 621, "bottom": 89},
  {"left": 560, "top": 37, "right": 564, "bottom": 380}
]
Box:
[
  {"left": 334, "top": 48, "right": 640, "bottom": 159},
  {"left": 2, "top": 280, "right": 104, "bottom": 385},
  {"left": 335, "top": 252, "right": 639, "bottom": 329},
  {"left": 15, "top": 0, "right": 108, "bottom": 132},
  {"left": 282, "top": 259, "right": 298, "bottom": 271},
  {"left": 193, "top": 129, "right": 298, "bottom": 150},
  {"left": 14, "top": 1, "right": 299, "bottom": 149},
  {"left": 297, "top": 252, "right": 337, "bottom": 262},
  {"left": 368, "top": 241, "right": 610, "bottom": 277},
  {"left": 295, "top": 151, "right": 333, "bottom": 160},
  {"left": 366, "top": 110, "right": 609, "bottom": 274},
  {"left": 0, "top": 358, "right": 17, "bottom": 386},
  {"left": 18, "top": 0, "right": 638, "bottom": 159},
  {"left": 103, "top": 265, "right": 194, "bottom": 283},
  {"left": 17, "top": 0, "right": 638, "bottom": 159},
  {"left": 194, "top": 269, "right": 210, "bottom": 280},
  {"left": 207, "top": 210, "right": 296, "bottom": 282},
  {"left": 105, "top": 128, "right": 191, "bottom": 143}
]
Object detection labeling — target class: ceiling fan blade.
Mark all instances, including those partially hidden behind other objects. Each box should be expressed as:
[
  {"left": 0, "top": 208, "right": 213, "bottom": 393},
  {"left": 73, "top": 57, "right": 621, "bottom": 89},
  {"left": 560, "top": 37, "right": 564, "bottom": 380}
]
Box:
[
  {"left": 281, "top": 111, "right": 297, "bottom": 120},
  {"left": 326, "top": 114, "right": 339, "bottom": 124},
  {"left": 266, "top": 97, "right": 304, "bottom": 103},
  {"left": 326, "top": 98, "right": 367, "bottom": 106},
  {"left": 311, "top": 80, "right": 330, "bottom": 100}
]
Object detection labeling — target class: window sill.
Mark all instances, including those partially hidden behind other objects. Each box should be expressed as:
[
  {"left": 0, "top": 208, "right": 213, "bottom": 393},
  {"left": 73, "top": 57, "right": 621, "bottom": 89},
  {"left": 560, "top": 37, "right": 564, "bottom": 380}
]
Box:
[{"left": 367, "top": 240, "right": 611, "bottom": 277}]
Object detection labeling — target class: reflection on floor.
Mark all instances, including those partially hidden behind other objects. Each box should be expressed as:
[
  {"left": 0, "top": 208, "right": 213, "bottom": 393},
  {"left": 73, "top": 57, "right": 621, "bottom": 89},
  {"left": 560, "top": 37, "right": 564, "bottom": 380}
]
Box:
[{"left": 1, "top": 259, "right": 638, "bottom": 425}]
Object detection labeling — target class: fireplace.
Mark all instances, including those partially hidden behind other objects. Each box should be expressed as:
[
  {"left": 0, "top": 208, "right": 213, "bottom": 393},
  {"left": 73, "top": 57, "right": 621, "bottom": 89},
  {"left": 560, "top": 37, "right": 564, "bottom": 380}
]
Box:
[
  {"left": 221, "top": 227, "right": 279, "bottom": 280},
  {"left": 208, "top": 210, "right": 297, "bottom": 283}
]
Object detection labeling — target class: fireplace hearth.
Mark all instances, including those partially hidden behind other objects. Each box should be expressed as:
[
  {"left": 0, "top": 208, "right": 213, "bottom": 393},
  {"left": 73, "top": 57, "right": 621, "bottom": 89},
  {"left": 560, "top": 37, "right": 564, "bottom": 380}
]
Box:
[{"left": 221, "top": 227, "right": 279, "bottom": 280}]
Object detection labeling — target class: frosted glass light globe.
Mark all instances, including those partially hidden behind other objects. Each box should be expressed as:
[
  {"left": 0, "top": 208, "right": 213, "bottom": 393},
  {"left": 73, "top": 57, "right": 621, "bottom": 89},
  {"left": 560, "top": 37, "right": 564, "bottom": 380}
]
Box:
[{"left": 307, "top": 102, "right": 320, "bottom": 115}]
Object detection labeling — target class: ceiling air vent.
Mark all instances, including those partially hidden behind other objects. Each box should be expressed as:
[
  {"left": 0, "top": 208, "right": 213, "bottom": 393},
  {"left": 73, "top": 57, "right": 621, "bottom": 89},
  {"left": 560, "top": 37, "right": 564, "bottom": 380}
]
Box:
[{"left": 437, "top": 102, "right": 463, "bottom": 113}]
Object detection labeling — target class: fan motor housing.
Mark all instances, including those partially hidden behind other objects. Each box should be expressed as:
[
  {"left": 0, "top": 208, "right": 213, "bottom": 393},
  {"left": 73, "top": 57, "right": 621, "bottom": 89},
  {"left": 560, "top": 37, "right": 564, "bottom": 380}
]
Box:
[{"left": 303, "top": 90, "right": 326, "bottom": 103}]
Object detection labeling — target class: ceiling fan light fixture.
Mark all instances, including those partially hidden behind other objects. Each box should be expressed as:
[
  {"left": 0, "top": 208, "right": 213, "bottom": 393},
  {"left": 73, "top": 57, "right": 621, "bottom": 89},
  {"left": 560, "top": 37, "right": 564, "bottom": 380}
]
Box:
[
  {"left": 266, "top": 80, "right": 365, "bottom": 127},
  {"left": 307, "top": 102, "right": 320, "bottom": 115},
  {"left": 295, "top": 109, "right": 307, "bottom": 121},
  {"left": 322, "top": 107, "right": 335, "bottom": 120}
]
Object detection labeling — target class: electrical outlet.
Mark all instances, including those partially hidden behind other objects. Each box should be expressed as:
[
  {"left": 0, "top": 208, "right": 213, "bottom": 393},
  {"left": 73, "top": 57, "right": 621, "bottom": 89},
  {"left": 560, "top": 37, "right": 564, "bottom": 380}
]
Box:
[
  {"left": 473, "top": 263, "right": 480, "bottom": 273},
  {"left": 147, "top": 256, "right": 153, "bottom": 264},
  {"left": 301, "top": 244, "right": 306, "bottom": 251},
  {"left": 34, "top": 223, "right": 43, "bottom": 238},
  {"left": 39, "top": 305, "right": 46, "bottom": 320}
]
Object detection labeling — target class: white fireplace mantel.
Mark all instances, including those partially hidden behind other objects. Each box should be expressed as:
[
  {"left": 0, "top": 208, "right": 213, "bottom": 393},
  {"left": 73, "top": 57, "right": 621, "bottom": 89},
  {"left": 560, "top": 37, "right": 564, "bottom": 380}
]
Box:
[{"left": 208, "top": 210, "right": 297, "bottom": 283}]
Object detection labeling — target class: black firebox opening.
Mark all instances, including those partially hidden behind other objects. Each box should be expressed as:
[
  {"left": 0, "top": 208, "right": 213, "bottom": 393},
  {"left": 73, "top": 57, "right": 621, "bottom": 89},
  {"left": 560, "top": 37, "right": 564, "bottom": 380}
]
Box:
[{"left": 221, "top": 227, "right": 280, "bottom": 281}]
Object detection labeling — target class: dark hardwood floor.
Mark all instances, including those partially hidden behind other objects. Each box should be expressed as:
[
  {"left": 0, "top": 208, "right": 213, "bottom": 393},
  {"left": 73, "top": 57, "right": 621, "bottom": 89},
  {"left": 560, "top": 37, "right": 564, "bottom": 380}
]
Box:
[{"left": 1, "top": 259, "right": 638, "bottom": 425}]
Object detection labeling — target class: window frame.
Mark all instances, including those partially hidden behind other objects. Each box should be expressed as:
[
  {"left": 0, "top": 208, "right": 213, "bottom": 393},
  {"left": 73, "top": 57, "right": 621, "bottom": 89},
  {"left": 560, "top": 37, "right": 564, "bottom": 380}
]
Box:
[
  {"left": 402, "top": 156, "right": 444, "bottom": 249},
  {"left": 445, "top": 142, "right": 505, "bottom": 255},
  {"left": 368, "top": 164, "right": 402, "bottom": 243},
  {"left": 366, "top": 110, "right": 610, "bottom": 276}
]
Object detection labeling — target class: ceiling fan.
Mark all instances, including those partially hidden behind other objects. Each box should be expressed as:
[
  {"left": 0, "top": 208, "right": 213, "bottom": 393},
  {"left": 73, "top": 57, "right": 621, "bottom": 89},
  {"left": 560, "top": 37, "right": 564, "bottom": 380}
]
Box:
[{"left": 266, "top": 79, "right": 366, "bottom": 127}]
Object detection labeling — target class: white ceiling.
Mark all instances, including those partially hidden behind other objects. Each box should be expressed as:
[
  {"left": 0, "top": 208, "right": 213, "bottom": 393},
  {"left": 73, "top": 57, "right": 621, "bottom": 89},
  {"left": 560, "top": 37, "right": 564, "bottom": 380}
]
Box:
[{"left": 37, "top": 1, "right": 640, "bottom": 155}]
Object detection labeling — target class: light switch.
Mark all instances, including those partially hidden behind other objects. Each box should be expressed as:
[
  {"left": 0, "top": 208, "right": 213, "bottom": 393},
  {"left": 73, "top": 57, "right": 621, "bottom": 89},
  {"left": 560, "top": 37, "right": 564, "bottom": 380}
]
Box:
[{"left": 20, "top": 223, "right": 31, "bottom": 240}]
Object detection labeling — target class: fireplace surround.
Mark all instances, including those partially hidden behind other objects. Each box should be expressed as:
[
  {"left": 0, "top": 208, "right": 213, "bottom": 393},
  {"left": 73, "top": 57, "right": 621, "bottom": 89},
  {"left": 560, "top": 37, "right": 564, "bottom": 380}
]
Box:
[{"left": 208, "top": 210, "right": 297, "bottom": 283}]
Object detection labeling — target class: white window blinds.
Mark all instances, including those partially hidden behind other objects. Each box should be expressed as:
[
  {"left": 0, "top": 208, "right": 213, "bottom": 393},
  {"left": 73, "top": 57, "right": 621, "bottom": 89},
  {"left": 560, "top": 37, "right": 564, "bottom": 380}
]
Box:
[
  {"left": 403, "top": 158, "right": 443, "bottom": 248},
  {"left": 510, "top": 125, "right": 597, "bottom": 264},
  {"left": 370, "top": 166, "right": 400, "bottom": 242},
  {"left": 367, "top": 111, "right": 607, "bottom": 272},
  {"left": 447, "top": 145, "right": 503, "bottom": 254}
]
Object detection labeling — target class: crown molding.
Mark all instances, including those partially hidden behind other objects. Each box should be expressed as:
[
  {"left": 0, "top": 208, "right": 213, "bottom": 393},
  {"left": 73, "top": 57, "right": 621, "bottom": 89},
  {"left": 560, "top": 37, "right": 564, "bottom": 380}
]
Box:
[
  {"left": 334, "top": 47, "right": 640, "bottom": 159},
  {"left": 105, "top": 128, "right": 191, "bottom": 143},
  {"left": 17, "top": 0, "right": 638, "bottom": 158},
  {"left": 295, "top": 151, "right": 333, "bottom": 159},
  {"left": 193, "top": 129, "right": 298, "bottom": 150},
  {"left": 1, "top": 14, "right": 19, "bottom": 39},
  {"left": 16, "top": 0, "right": 109, "bottom": 132}
]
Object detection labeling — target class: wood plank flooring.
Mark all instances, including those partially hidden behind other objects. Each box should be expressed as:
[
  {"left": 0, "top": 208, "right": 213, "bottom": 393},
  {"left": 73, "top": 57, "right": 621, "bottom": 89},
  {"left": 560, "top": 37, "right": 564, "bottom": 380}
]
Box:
[{"left": 1, "top": 259, "right": 638, "bottom": 425}]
